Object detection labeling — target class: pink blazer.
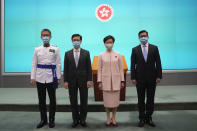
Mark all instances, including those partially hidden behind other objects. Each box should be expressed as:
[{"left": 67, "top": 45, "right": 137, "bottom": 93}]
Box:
[{"left": 97, "top": 50, "right": 124, "bottom": 91}]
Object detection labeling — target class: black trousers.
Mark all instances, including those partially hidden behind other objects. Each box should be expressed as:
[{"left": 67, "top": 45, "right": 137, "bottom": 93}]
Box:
[
  {"left": 36, "top": 82, "right": 56, "bottom": 122},
  {"left": 136, "top": 81, "right": 156, "bottom": 120},
  {"left": 68, "top": 80, "right": 88, "bottom": 122}
]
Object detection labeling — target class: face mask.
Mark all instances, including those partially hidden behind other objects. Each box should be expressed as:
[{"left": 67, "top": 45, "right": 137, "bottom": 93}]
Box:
[
  {"left": 73, "top": 41, "right": 81, "bottom": 49},
  {"left": 105, "top": 43, "right": 113, "bottom": 50},
  {"left": 42, "top": 36, "right": 50, "bottom": 44},
  {"left": 139, "top": 37, "right": 148, "bottom": 45}
]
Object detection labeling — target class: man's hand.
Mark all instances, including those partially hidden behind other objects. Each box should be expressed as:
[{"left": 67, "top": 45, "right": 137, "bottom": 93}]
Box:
[
  {"left": 87, "top": 81, "right": 91, "bottom": 88},
  {"left": 156, "top": 78, "right": 161, "bottom": 83},
  {"left": 131, "top": 80, "right": 137, "bottom": 85},
  {"left": 64, "top": 82, "right": 69, "bottom": 89},
  {"left": 58, "top": 79, "right": 61, "bottom": 85},
  {"left": 121, "top": 82, "right": 125, "bottom": 89},
  {"left": 30, "top": 79, "right": 35, "bottom": 86},
  {"left": 98, "top": 82, "right": 102, "bottom": 90}
]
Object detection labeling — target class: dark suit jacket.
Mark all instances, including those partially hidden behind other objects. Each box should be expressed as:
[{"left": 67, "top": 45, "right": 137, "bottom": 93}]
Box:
[
  {"left": 63, "top": 48, "right": 92, "bottom": 87},
  {"left": 130, "top": 44, "right": 162, "bottom": 83}
]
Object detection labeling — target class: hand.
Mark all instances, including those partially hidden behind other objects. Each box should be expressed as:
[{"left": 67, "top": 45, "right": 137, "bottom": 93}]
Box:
[
  {"left": 58, "top": 79, "right": 61, "bottom": 85},
  {"left": 131, "top": 80, "right": 137, "bottom": 85},
  {"left": 30, "top": 79, "right": 35, "bottom": 86},
  {"left": 64, "top": 82, "right": 69, "bottom": 89},
  {"left": 87, "top": 81, "right": 91, "bottom": 88},
  {"left": 98, "top": 82, "right": 102, "bottom": 90},
  {"left": 156, "top": 78, "right": 161, "bottom": 83},
  {"left": 121, "top": 82, "right": 125, "bottom": 89}
]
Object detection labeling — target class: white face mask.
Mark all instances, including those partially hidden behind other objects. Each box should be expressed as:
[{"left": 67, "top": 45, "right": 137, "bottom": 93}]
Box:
[
  {"left": 42, "top": 36, "right": 50, "bottom": 44},
  {"left": 139, "top": 37, "right": 148, "bottom": 45},
  {"left": 105, "top": 43, "right": 113, "bottom": 50},
  {"left": 72, "top": 41, "right": 81, "bottom": 49}
]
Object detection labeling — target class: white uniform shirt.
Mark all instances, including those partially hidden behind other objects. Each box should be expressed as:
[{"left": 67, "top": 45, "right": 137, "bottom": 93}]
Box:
[{"left": 31, "top": 44, "right": 61, "bottom": 83}]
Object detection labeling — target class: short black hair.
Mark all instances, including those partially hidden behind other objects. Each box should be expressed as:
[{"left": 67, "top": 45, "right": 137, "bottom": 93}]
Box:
[
  {"left": 103, "top": 35, "right": 115, "bottom": 43},
  {"left": 41, "top": 29, "right": 51, "bottom": 35},
  {"left": 138, "top": 30, "right": 148, "bottom": 37},
  {"left": 71, "top": 34, "right": 82, "bottom": 41}
]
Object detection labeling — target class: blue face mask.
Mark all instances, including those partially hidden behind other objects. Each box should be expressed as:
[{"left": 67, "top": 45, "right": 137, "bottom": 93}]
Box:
[
  {"left": 73, "top": 41, "right": 81, "bottom": 49},
  {"left": 139, "top": 37, "right": 148, "bottom": 45},
  {"left": 42, "top": 36, "right": 50, "bottom": 44}
]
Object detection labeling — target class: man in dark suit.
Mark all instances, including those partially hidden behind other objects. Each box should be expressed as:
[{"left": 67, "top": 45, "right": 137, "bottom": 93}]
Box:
[
  {"left": 131, "top": 30, "right": 162, "bottom": 127},
  {"left": 63, "top": 34, "right": 92, "bottom": 128}
]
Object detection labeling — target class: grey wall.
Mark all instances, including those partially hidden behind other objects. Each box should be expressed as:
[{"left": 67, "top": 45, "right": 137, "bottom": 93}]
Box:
[{"left": 0, "top": 72, "right": 197, "bottom": 88}]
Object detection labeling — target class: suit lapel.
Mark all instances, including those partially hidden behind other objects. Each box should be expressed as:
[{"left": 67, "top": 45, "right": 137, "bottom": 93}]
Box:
[
  {"left": 147, "top": 44, "right": 151, "bottom": 62},
  {"left": 77, "top": 48, "right": 83, "bottom": 68},
  {"left": 70, "top": 49, "right": 77, "bottom": 69},
  {"left": 137, "top": 45, "right": 146, "bottom": 62}
]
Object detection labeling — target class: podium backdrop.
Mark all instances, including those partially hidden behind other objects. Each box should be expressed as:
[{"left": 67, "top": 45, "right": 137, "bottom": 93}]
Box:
[{"left": 2, "top": 0, "right": 197, "bottom": 73}]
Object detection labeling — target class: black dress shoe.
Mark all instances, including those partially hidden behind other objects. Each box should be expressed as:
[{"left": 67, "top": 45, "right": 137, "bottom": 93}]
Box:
[
  {"left": 80, "top": 120, "right": 87, "bottom": 127},
  {"left": 36, "top": 120, "right": 48, "bottom": 128},
  {"left": 72, "top": 121, "right": 79, "bottom": 128},
  {"left": 146, "top": 119, "right": 156, "bottom": 127},
  {"left": 49, "top": 120, "right": 55, "bottom": 128},
  {"left": 138, "top": 120, "right": 145, "bottom": 127}
]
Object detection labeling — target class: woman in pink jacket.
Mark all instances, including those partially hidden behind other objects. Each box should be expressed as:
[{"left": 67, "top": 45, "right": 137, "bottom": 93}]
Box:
[{"left": 98, "top": 35, "right": 125, "bottom": 127}]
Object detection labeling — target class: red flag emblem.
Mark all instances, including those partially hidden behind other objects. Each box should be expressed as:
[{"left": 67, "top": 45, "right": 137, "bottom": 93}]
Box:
[{"left": 95, "top": 4, "right": 113, "bottom": 22}]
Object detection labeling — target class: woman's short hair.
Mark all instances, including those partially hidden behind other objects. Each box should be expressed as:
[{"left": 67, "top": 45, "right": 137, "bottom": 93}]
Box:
[{"left": 103, "top": 35, "right": 115, "bottom": 43}]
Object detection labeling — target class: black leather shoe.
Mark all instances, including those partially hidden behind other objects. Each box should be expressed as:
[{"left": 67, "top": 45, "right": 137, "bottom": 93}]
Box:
[
  {"left": 72, "top": 121, "right": 79, "bottom": 128},
  {"left": 80, "top": 120, "right": 87, "bottom": 127},
  {"left": 36, "top": 120, "right": 47, "bottom": 128},
  {"left": 146, "top": 119, "right": 156, "bottom": 127},
  {"left": 138, "top": 120, "right": 145, "bottom": 127},
  {"left": 49, "top": 120, "right": 55, "bottom": 128}
]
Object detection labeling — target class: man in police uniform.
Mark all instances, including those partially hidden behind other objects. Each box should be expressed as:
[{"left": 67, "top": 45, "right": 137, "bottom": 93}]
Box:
[{"left": 30, "top": 29, "right": 61, "bottom": 128}]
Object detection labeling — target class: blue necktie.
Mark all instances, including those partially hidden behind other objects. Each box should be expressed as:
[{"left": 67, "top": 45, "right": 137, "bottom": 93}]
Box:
[{"left": 143, "top": 45, "right": 148, "bottom": 62}]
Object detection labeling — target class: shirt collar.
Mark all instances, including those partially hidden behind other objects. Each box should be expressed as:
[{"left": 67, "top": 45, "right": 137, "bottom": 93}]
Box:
[
  {"left": 73, "top": 48, "right": 81, "bottom": 52},
  {"left": 141, "top": 43, "right": 149, "bottom": 47}
]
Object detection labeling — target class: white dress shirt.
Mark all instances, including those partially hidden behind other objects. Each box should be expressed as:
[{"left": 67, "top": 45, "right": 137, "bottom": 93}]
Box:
[{"left": 31, "top": 44, "right": 61, "bottom": 83}]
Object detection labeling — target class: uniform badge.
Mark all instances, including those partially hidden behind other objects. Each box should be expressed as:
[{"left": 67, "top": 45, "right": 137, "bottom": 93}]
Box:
[{"left": 49, "top": 49, "right": 55, "bottom": 53}]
